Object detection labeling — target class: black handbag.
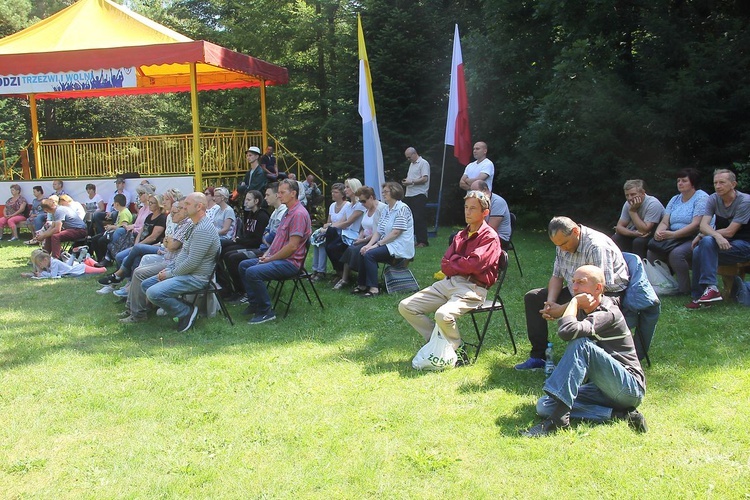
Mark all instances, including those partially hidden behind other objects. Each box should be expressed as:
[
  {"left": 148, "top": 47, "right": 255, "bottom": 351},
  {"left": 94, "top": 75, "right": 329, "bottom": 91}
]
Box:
[{"left": 647, "top": 236, "right": 691, "bottom": 254}]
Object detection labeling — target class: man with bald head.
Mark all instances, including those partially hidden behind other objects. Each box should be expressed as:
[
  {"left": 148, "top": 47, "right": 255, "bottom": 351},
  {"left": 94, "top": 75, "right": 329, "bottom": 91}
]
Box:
[
  {"left": 471, "top": 179, "right": 511, "bottom": 244},
  {"left": 141, "top": 192, "right": 220, "bottom": 332},
  {"left": 402, "top": 147, "right": 431, "bottom": 247},
  {"left": 522, "top": 265, "right": 646, "bottom": 437},
  {"left": 459, "top": 141, "right": 494, "bottom": 191}
]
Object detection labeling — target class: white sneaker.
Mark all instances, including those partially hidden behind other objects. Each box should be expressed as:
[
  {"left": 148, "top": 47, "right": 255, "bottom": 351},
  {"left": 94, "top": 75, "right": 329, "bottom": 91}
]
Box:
[
  {"left": 156, "top": 308, "right": 167, "bottom": 316},
  {"left": 96, "top": 285, "right": 114, "bottom": 295}
]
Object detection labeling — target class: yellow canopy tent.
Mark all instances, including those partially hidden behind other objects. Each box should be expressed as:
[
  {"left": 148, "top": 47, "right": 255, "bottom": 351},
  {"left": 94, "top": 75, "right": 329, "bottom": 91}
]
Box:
[{"left": 0, "top": 0, "right": 288, "bottom": 184}]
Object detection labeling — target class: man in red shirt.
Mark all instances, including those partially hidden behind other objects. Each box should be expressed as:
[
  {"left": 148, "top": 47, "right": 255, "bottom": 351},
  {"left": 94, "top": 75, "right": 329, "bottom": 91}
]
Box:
[{"left": 398, "top": 190, "right": 501, "bottom": 365}]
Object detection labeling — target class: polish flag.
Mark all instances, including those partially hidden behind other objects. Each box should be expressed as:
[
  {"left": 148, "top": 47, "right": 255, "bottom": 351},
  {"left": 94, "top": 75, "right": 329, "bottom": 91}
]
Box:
[{"left": 444, "top": 24, "right": 471, "bottom": 165}]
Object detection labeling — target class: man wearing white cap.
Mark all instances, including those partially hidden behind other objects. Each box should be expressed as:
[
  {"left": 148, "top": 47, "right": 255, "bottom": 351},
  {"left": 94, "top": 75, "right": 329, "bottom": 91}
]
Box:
[{"left": 238, "top": 146, "right": 267, "bottom": 198}]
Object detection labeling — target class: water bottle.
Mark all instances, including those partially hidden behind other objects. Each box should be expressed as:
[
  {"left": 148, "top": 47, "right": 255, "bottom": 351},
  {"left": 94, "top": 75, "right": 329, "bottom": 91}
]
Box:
[{"left": 544, "top": 342, "right": 555, "bottom": 377}]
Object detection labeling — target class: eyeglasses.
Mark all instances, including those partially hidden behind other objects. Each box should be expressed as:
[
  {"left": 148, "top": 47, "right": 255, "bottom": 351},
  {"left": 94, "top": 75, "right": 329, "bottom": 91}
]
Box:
[
  {"left": 148, "top": 200, "right": 158, "bottom": 205},
  {"left": 464, "top": 190, "right": 490, "bottom": 209}
]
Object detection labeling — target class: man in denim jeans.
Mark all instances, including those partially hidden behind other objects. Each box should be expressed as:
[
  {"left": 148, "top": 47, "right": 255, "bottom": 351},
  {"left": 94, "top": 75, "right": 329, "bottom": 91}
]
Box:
[
  {"left": 142, "top": 192, "right": 220, "bottom": 332},
  {"left": 687, "top": 169, "right": 750, "bottom": 308},
  {"left": 239, "top": 179, "right": 312, "bottom": 325},
  {"left": 522, "top": 265, "right": 647, "bottom": 437}
]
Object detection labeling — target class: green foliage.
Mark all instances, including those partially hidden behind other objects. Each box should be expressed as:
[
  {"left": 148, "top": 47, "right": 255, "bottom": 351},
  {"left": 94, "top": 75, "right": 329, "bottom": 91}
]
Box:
[{"left": 1, "top": 0, "right": 750, "bottom": 227}]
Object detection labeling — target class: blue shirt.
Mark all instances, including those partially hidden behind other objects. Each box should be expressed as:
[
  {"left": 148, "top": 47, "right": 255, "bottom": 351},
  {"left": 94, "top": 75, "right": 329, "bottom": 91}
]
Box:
[{"left": 665, "top": 190, "right": 708, "bottom": 230}]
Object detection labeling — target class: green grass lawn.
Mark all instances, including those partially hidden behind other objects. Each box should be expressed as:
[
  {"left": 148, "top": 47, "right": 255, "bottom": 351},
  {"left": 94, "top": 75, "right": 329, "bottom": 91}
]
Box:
[{"left": 1, "top": 229, "right": 749, "bottom": 498}]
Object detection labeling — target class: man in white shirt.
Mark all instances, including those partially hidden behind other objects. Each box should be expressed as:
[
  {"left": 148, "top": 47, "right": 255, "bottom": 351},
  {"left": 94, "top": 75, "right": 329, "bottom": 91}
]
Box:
[
  {"left": 402, "top": 147, "right": 430, "bottom": 248},
  {"left": 459, "top": 142, "right": 494, "bottom": 191}
]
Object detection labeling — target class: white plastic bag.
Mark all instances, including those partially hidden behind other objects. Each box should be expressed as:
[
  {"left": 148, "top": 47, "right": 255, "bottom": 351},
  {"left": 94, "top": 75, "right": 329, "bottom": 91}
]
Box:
[
  {"left": 412, "top": 324, "right": 458, "bottom": 371},
  {"left": 643, "top": 259, "right": 679, "bottom": 296}
]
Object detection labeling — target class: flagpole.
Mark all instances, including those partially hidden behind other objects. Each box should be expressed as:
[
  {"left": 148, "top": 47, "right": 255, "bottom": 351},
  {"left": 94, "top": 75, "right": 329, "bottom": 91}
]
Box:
[{"left": 433, "top": 144, "right": 448, "bottom": 235}]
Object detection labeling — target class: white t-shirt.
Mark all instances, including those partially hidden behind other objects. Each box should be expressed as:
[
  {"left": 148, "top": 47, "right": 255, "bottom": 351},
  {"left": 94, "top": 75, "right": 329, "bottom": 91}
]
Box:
[
  {"left": 463, "top": 157, "right": 495, "bottom": 190},
  {"left": 81, "top": 193, "right": 103, "bottom": 214}
]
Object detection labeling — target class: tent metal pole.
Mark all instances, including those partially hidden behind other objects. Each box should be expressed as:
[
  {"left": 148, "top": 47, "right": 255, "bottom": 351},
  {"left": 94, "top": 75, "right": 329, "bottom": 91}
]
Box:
[
  {"left": 189, "top": 62, "right": 202, "bottom": 189},
  {"left": 29, "top": 94, "right": 42, "bottom": 178},
  {"left": 260, "top": 79, "right": 268, "bottom": 151}
]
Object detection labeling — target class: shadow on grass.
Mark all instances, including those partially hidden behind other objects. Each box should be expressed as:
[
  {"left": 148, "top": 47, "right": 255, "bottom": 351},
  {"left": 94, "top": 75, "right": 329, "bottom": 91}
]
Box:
[{"left": 2, "top": 232, "right": 749, "bottom": 410}]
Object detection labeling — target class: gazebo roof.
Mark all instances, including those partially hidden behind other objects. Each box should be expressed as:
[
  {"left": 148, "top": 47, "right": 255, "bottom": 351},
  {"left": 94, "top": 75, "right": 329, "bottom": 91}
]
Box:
[{"left": 0, "top": 0, "right": 288, "bottom": 99}]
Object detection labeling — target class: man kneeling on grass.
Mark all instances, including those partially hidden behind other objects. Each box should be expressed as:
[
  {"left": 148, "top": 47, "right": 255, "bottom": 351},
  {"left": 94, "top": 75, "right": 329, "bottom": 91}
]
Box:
[
  {"left": 522, "top": 265, "right": 647, "bottom": 437},
  {"left": 398, "top": 190, "right": 500, "bottom": 366},
  {"left": 141, "top": 192, "right": 220, "bottom": 332}
]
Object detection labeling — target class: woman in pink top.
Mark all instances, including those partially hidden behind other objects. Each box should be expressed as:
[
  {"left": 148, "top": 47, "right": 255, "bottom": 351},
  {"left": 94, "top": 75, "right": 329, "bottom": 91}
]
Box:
[{"left": 0, "top": 184, "right": 28, "bottom": 241}]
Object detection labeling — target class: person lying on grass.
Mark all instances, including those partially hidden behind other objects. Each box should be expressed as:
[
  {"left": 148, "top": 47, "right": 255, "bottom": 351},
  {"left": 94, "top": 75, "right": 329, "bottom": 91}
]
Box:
[{"left": 23, "top": 250, "right": 106, "bottom": 279}]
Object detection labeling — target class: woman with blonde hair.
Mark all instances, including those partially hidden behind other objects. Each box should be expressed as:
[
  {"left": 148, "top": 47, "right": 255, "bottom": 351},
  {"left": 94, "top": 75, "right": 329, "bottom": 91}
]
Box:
[
  {"left": 58, "top": 194, "right": 86, "bottom": 220},
  {"left": 325, "top": 178, "right": 366, "bottom": 281},
  {"left": 24, "top": 250, "right": 105, "bottom": 279},
  {"left": 212, "top": 186, "right": 237, "bottom": 240},
  {"left": 98, "top": 193, "right": 167, "bottom": 290},
  {"left": 311, "top": 182, "right": 350, "bottom": 281}
]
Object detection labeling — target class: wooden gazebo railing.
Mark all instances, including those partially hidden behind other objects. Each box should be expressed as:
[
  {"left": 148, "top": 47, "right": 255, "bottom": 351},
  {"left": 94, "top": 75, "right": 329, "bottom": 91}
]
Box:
[{"left": 2, "top": 130, "right": 326, "bottom": 198}]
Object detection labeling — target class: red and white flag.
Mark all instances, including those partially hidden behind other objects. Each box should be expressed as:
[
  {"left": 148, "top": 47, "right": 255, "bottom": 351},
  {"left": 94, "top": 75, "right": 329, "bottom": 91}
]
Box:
[{"left": 444, "top": 24, "right": 471, "bottom": 165}]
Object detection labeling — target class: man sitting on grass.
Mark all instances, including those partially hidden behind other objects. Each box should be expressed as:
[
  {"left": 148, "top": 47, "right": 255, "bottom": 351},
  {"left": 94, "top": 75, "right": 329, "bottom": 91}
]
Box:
[
  {"left": 398, "top": 190, "right": 500, "bottom": 366},
  {"left": 141, "top": 192, "right": 220, "bottom": 332},
  {"left": 522, "top": 265, "right": 647, "bottom": 437}
]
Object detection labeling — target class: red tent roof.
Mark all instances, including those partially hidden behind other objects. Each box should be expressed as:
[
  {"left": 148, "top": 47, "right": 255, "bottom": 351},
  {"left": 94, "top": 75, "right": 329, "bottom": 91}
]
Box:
[{"left": 0, "top": 0, "right": 288, "bottom": 99}]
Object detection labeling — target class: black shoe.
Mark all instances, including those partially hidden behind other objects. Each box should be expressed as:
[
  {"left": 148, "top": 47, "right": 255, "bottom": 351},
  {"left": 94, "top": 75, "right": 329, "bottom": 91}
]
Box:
[
  {"left": 455, "top": 344, "right": 471, "bottom": 367},
  {"left": 226, "top": 294, "right": 246, "bottom": 306},
  {"left": 176, "top": 306, "right": 198, "bottom": 332},
  {"left": 625, "top": 409, "right": 648, "bottom": 433},
  {"left": 98, "top": 273, "right": 123, "bottom": 285},
  {"left": 521, "top": 418, "right": 570, "bottom": 437}
]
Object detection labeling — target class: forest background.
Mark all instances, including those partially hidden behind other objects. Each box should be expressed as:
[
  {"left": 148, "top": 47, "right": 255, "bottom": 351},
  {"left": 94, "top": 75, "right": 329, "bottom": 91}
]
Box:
[{"left": 1, "top": 0, "right": 749, "bottom": 227}]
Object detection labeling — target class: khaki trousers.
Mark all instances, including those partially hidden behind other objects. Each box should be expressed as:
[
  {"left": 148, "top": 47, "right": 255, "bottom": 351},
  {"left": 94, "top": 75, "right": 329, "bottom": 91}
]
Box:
[{"left": 398, "top": 276, "right": 487, "bottom": 349}]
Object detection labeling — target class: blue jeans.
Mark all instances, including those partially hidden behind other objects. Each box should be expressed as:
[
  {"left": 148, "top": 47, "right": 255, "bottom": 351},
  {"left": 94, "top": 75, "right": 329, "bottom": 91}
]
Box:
[
  {"left": 537, "top": 338, "right": 645, "bottom": 422},
  {"left": 312, "top": 245, "right": 327, "bottom": 273},
  {"left": 623, "top": 304, "right": 661, "bottom": 361},
  {"left": 691, "top": 236, "right": 750, "bottom": 299},
  {"left": 357, "top": 245, "right": 392, "bottom": 288},
  {"left": 117, "top": 243, "right": 159, "bottom": 277},
  {"left": 93, "top": 210, "right": 117, "bottom": 234},
  {"left": 33, "top": 213, "right": 47, "bottom": 231},
  {"left": 112, "top": 226, "right": 127, "bottom": 245},
  {"left": 239, "top": 258, "right": 298, "bottom": 315},
  {"left": 142, "top": 274, "right": 206, "bottom": 319}
]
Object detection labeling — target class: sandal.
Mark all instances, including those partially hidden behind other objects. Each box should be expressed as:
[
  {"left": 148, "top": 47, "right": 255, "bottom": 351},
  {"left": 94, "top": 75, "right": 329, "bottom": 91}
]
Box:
[
  {"left": 351, "top": 286, "right": 367, "bottom": 295},
  {"left": 362, "top": 290, "right": 380, "bottom": 298},
  {"left": 332, "top": 279, "right": 349, "bottom": 290},
  {"left": 24, "top": 239, "right": 39, "bottom": 245}
]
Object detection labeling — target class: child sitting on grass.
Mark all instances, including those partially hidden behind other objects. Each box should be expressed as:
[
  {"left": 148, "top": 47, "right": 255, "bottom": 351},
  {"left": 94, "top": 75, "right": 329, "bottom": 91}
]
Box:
[{"left": 23, "top": 250, "right": 107, "bottom": 279}]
